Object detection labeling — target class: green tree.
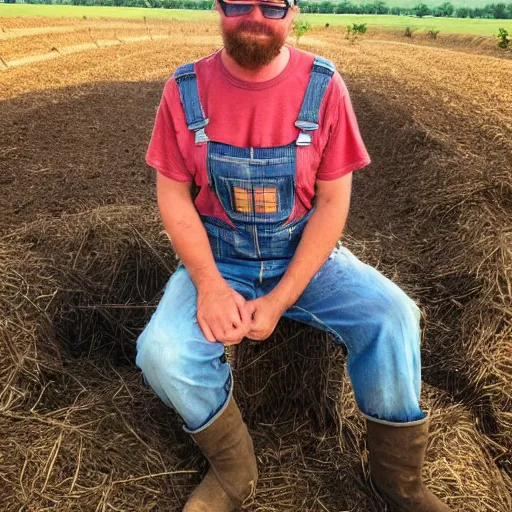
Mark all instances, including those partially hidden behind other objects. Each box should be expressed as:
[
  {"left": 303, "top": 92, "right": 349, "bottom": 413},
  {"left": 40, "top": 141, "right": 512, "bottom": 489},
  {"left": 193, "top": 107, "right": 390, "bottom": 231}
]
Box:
[
  {"left": 318, "top": 1, "right": 334, "bottom": 14},
  {"left": 413, "top": 3, "right": 431, "bottom": 16},
  {"left": 489, "top": 3, "right": 507, "bottom": 18},
  {"left": 299, "top": 0, "right": 311, "bottom": 13},
  {"left": 455, "top": 6, "right": 470, "bottom": 17},
  {"left": 335, "top": 1, "right": 355, "bottom": 14},
  {"left": 367, "top": 0, "right": 388, "bottom": 14},
  {"left": 436, "top": 1, "right": 454, "bottom": 16}
]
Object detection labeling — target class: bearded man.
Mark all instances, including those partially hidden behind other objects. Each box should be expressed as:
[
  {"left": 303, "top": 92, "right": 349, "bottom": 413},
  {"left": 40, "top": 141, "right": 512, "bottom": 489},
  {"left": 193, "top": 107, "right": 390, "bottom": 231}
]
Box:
[{"left": 136, "top": 1, "right": 453, "bottom": 511}]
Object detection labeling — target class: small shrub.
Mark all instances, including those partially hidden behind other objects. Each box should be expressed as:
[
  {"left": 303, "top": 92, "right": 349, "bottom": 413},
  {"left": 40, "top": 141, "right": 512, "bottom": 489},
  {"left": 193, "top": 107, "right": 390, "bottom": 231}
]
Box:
[
  {"left": 293, "top": 19, "right": 311, "bottom": 45},
  {"left": 427, "top": 29, "right": 440, "bottom": 39},
  {"left": 404, "top": 27, "right": 417, "bottom": 38},
  {"left": 345, "top": 22, "right": 367, "bottom": 43},
  {"left": 496, "top": 28, "right": 510, "bottom": 49},
  {"left": 353, "top": 23, "right": 367, "bottom": 35}
]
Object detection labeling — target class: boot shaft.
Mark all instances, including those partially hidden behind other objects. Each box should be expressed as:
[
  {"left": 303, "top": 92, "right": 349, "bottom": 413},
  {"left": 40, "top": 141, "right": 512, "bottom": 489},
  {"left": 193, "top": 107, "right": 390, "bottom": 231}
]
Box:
[
  {"left": 366, "top": 414, "right": 453, "bottom": 512},
  {"left": 191, "top": 397, "right": 258, "bottom": 507}
]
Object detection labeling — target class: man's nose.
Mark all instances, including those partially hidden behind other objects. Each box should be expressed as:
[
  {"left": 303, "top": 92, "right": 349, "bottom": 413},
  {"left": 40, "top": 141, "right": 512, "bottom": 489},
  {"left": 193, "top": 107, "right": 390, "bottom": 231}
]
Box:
[{"left": 246, "top": 3, "right": 266, "bottom": 22}]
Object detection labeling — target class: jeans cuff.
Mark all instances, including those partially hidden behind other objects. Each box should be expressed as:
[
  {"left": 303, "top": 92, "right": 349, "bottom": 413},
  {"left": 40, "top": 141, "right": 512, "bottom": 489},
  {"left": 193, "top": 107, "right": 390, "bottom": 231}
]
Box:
[
  {"left": 182, "top": 367, "right": 234, "bottom": 435},
  {"left": 360, "top": 408, "right": 429, "bottom": 427}
]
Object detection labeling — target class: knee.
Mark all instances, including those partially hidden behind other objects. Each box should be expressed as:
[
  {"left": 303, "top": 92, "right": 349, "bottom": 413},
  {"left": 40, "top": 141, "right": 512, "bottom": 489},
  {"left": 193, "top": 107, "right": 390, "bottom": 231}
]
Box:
[
  {"left": 136, "top": 320, "right": 226, "bottom": 395},
  {"left": 371, "top": 288, "right": 421, "bottom": 343},
  {"left": 136, "top": 325, "right": 187, "bottom": 385}
]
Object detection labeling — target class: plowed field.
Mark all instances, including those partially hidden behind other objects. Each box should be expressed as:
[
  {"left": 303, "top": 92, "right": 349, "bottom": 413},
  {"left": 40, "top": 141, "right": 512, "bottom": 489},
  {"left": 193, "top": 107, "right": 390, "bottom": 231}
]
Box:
[{"left": 1, "top": 16, "right": 511, "bottom": 512}]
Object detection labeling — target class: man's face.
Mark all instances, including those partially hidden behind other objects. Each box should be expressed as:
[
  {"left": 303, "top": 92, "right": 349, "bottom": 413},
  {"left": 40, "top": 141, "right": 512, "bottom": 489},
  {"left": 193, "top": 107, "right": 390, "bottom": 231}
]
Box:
[{"left": 216, "top": 0, "right": 297, "bottom": 70}]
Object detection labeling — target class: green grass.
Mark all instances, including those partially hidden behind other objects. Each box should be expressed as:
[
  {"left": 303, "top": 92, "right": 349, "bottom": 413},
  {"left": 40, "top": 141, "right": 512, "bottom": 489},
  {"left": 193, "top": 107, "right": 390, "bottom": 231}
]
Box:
[
  {"left": 311, "top": 0, "right": 495, "bottom": 8},
  {"left": 302, "top": 13, "right": 510, "bottom": 35},
  {"left": 0, "top": 5, "right": 509, "bottom": 36}
]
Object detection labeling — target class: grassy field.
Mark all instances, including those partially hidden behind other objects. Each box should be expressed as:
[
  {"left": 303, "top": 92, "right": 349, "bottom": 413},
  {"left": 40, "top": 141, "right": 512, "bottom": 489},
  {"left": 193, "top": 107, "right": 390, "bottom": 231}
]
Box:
[
  {"left": 316, "top": 0, "right": 497, "bottom": 8},
  {"left": 1, "top": 4, "right": 510, "bottom": 36}
]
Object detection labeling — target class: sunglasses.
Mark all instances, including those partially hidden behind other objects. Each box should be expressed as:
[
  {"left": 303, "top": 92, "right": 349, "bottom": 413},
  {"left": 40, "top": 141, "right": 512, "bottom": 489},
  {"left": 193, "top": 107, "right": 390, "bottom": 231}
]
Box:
[{"left": 219, "top": 0, "right": 289, "bottom": 20}]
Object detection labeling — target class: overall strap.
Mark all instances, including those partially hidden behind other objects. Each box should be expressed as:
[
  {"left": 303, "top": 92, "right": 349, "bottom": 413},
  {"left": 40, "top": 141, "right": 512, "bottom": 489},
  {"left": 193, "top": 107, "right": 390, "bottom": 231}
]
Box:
[
  {"left": 295, "top": 56, "right": 336, "bottom": 146},
  {"left": 173, "top": 62, "right": 210, "bottom": 144}
]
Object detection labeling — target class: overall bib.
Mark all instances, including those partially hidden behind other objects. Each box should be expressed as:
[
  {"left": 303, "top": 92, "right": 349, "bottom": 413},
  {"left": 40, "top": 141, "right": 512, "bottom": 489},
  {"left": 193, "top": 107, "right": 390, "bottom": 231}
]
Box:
[
  {"left": 135, "top": 57, "right": 426, "bottom": 433},
  {"left": 173, "top": 57, "right": 336, "bottom": 264}
]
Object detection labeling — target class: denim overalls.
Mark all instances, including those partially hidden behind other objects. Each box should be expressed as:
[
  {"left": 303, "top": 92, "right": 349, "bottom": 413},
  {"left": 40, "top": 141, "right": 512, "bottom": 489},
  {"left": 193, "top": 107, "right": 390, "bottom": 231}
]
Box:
[
  {"left": 173, "top": 57, "right": 337, "bottom": 264},
  {"left": 135, "top": 56, "right": 427, "bottom": 434}
]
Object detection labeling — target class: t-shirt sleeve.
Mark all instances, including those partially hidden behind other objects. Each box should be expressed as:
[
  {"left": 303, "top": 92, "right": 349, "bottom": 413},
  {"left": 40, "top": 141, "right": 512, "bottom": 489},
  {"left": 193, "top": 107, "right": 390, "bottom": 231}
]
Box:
[
  {"left": 316, "top": 73, "right": 371, "bottom": 181},
  {"left": 145, "top": 79, "right": 193, "bottom": 182}
]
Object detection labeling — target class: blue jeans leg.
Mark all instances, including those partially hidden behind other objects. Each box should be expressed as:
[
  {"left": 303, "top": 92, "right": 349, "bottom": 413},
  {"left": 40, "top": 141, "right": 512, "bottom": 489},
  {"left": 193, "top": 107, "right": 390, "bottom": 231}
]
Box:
[
  {"left": 281, "top": 246, "right": 426, "bottom": 424},
  {"left": 135, "top": 263, "right": 256, "bottom": 433}
]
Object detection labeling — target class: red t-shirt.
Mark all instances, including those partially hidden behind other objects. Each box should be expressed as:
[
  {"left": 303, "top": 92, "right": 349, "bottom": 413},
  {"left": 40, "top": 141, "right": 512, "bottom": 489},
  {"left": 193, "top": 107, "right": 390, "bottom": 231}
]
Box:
[{"left": 146, "top": 45, "right": 371, "bottom": 225}]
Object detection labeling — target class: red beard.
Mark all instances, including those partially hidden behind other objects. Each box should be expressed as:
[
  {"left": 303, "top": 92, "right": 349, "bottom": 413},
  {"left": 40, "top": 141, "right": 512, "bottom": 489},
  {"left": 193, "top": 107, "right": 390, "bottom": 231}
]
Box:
[{"left": 222, "top": 19, "right": 286, "bottom": 70}]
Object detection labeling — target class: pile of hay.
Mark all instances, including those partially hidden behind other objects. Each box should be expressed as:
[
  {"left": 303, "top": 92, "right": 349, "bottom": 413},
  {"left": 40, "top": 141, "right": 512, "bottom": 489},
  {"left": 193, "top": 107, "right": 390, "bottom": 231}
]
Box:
[
  {"left": 1, "top": 202, "right": 511, "bottom": 511},
  {"left": 341, "top": 79, "right": 512, "bottom": 478}
]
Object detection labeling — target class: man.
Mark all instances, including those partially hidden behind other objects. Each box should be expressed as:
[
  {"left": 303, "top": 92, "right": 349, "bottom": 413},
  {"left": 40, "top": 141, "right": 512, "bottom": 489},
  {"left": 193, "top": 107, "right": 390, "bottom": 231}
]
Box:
[{"left": 136, "top": 0, "right": 453, "bottom": 510}]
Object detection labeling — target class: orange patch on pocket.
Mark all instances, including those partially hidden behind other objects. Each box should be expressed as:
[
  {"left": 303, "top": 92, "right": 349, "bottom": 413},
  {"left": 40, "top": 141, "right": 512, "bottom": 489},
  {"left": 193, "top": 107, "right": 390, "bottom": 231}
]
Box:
[
  {"left": 233, "top": 186, "right": 278, "bottom": 214},
  {"left": 233, "top": 187, "right": 253, "bottom": 213},
  {"left": 254, "top": 187, "right": 277, "bottom": 213}
]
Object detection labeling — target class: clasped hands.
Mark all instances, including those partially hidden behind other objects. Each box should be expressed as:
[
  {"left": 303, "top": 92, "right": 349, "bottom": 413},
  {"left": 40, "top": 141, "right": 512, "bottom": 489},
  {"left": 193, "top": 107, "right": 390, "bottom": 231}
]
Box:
[{"left": 196, "top": 280, "right": 288, "bottom": 345}]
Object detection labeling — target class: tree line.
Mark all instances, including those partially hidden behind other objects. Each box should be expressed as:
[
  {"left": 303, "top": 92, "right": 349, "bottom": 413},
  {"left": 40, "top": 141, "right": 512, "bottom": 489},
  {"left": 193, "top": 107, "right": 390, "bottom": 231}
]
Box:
[
  {"left": 6, "top": 0, "right": 512, "bottom": 20},
  {"left": 300, "top": 1, "right": 512, "bottom": 18}
]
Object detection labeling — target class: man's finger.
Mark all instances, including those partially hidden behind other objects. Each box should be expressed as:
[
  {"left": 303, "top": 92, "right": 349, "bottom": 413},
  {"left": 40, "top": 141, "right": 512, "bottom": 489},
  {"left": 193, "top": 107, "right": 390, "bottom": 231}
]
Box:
[
  {"left": 197, "top": 315, "right": 216, "bottom": 343},
  {"left": 235, "top": 297, "right": 252, "bottom": 329},
  {"left": 244, "top": 300, "right": 257, "bottom": 323},
  {"left": 232, "top": 293, "right": 250, "bottom": 326},
  {"left": 210, "top": 319, "right": 232, "bottom": 345},
  {"left": 230, "top": 314, "right": 242, "bottom": 329}
]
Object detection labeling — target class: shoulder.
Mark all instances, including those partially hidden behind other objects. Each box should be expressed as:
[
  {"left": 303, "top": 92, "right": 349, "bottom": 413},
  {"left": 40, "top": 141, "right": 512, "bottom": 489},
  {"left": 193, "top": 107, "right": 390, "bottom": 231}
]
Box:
[
  {"left": 171, "top": 50, "right": 220, "bottom": 82},
  {"left": 289, "top": 46, "right": 337, "bottom": 74},
  {"left": 327, "top": 70, "right": 349, "bottom": 100},
  {"left": 163, "top": 50, "right": 220, "bottom": 92},
  {"left": 290, "top": 47, "right": 345, "bottom": 94}
]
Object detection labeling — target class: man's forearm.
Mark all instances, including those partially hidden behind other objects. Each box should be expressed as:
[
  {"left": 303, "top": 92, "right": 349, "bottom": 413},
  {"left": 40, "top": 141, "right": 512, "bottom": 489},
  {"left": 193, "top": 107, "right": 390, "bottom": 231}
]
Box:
[
  {"left": 166, "top": 213, "right": 223, "bottom": 290},
  {"left": 267, "top": 200, "right": 349, "bottom": 310},
  {"left": 157, "top": 181, "right": 224, "bottom": 292}
]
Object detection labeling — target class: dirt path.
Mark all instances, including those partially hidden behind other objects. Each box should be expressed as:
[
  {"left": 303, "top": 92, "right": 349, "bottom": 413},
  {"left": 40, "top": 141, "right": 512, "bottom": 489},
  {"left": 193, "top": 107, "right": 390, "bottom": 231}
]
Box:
[{"left": 2, "top": 35, "right": 170, "bottom": 69}]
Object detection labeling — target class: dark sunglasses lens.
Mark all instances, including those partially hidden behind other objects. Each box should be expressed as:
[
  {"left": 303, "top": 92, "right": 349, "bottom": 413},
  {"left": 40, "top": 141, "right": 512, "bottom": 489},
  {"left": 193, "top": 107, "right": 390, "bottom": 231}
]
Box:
[
  {"left": 223, "top": 3, "right": 254, "bottom": 16},
  {"left": 260, "top": 5, "right": 287, "bottom": 18}
]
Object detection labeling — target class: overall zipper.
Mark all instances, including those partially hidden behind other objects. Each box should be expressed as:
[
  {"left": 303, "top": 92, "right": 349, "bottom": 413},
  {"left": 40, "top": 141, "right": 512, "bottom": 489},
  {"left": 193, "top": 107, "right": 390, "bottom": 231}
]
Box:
[{"left": 252, "top": 224, "right": 262, "bottom": 260}]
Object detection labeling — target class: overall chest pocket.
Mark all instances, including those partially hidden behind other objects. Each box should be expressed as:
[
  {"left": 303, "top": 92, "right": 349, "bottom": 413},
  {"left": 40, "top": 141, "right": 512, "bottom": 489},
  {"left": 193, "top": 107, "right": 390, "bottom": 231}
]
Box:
[
  {"left": 215, "top": 176, "right": 294, "bottom": 224},
  {"left": 207, "top": 146, "right": 296, "bottom": 225}
]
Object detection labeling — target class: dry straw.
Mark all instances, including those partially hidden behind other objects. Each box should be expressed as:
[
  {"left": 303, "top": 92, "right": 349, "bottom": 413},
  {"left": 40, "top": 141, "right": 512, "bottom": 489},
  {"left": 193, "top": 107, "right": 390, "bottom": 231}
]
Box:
[{"left": 1, "top": 204, "right": 510, "bottom": 510}]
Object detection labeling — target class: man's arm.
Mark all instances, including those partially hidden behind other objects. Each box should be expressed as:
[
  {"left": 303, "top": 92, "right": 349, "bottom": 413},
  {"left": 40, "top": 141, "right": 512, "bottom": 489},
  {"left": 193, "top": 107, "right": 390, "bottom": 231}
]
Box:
[
  {"left": 156, "top": 172, "right": 251, "bottom": 343},
  {"left": 265, "top": 172, "right": 352, "bottom": 310},
  {"left": 157, "top": 172, "right": 221, "bottom": 289}
]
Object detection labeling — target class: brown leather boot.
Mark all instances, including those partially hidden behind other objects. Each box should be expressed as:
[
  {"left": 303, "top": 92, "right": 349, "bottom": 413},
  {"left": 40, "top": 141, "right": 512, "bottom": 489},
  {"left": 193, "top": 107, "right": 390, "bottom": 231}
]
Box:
[
  {"left": 183, "top": 397, "right": 258, "bottom": 511},
  {"left": 366, "top": 413, "right": 453, "bottom": 511}
]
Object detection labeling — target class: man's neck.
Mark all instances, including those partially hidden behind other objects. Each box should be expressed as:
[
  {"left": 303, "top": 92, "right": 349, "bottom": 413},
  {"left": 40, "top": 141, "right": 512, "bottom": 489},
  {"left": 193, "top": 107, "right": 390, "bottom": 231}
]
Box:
[{"left": 220, "top": 46, "right": 290, "bottom": 83}]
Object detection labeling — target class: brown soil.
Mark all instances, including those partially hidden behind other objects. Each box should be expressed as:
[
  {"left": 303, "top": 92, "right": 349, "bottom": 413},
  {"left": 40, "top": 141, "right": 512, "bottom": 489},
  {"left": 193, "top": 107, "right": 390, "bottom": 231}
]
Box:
[{"left": 1, "top": 17, "right": 511, "bottom": 512}]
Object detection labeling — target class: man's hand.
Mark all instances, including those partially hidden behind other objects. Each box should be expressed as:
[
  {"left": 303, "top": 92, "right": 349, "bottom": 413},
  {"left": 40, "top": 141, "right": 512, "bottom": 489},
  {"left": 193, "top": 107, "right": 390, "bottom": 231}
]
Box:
[
  {"left": 196, "top": 280, "right": 251, "bottom": 346},
  {"left": 243, "top": 295, "right": 288, "bottom": 341}
]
